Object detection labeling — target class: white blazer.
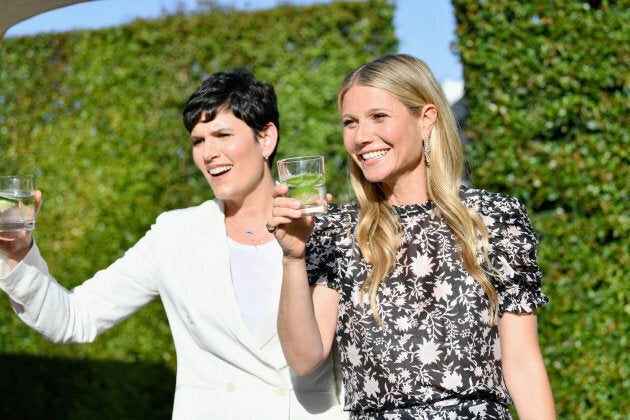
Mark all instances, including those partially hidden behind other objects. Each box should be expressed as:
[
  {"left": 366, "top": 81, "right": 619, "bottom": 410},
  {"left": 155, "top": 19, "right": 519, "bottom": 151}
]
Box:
[{"left": 0, "top": 199, "right": 344, "bottom": 419}]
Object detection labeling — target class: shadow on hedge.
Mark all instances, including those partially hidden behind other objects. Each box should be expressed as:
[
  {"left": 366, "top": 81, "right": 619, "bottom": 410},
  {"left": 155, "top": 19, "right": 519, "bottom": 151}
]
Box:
[{"left": 0, "top": 354, "right": 174, "bottom": 419}]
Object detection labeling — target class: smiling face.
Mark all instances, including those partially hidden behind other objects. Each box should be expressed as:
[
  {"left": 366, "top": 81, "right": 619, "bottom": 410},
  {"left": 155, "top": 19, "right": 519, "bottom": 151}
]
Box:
[
  {"left": 191, "top": 109, "right": 276, "bottom": 204},
  {"left": 341, "top": 85, "right": 435, "bottom": 204}
]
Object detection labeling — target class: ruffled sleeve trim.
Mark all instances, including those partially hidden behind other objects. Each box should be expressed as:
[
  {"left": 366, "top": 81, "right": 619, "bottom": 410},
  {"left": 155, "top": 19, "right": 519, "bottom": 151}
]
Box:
[{"left": 463, "top": 188, "right": 550, "bottom": 314}]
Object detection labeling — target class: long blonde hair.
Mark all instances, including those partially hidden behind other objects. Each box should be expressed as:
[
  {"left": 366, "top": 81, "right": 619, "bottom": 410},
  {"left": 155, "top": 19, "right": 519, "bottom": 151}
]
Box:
[{"left": 337, "top": 54, "right": 499, "bottom": 325}]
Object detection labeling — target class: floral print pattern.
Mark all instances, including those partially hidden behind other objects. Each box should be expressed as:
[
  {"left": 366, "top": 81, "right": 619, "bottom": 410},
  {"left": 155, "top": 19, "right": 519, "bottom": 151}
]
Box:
[{"left": 307, "top": 187, "right": 549, "bottom": 419}]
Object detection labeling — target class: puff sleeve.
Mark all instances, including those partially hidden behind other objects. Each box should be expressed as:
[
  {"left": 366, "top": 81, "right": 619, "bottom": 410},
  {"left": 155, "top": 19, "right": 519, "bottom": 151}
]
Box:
[
  {"left": 305, "top": 203, "right": 356, "bottom": 293},
  {"left": 481, "top": 193, "right": 550, "bottom": 315}
]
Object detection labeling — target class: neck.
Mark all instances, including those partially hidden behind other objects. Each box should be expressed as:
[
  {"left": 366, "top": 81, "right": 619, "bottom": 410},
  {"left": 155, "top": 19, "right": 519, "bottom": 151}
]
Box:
[
  {"left": 224, "top": 181, "right": 275, "bottom": 245},
  {"left": 223, "top": 175, "right": 275, "bottom": 217},
  {"left": 382, "top": 166, "right": 429, "bottom": 206}
]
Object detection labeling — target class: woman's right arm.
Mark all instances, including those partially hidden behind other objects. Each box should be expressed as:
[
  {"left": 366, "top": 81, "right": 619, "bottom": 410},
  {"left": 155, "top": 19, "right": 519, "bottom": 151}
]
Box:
[
  {"left": 269, "top": 183, "right": 339, "bottom": 375},
  {"left": 1, "top": 190, "right": 159, "bottom": 343}
]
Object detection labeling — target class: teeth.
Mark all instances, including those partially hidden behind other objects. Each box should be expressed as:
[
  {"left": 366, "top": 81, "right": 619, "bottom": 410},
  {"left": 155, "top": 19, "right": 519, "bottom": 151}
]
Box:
[
  {"left": 362, "top": 150, "right": 387, "bottom": 160},
  {"left": 209, "top": 165, "right": 232, "bottom": 175}
]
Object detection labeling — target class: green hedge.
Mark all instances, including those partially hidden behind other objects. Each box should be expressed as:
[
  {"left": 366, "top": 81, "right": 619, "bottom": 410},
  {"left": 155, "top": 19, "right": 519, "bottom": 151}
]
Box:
[
  {"left": 5, "top": 0, "right": 626, "bottom": 417},
  {"left": 0, "top": 0, "right": 397, "bottom": 416},
  {"left": 453, "top": 1, "right": 629, "bottom": 418}
]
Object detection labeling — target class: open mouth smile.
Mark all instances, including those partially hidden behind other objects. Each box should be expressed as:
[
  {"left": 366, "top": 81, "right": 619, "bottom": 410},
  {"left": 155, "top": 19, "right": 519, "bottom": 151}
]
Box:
[
  {"left": 361, "top": 150, "right": 388, "bottom": 161},
  {"left": 208, "top": 165, "right": 232, "bottom": 176}
]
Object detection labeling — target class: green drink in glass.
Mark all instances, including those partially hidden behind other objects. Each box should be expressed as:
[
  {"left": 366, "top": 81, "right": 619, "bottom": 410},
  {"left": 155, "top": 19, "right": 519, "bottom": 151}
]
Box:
[{"left": 278, "top": 156, "right": 327, "bottom": 215}]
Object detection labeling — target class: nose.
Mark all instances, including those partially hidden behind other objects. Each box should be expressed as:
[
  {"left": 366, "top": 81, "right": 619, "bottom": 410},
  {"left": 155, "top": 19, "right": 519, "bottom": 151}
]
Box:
[
  {"left": 202, "top": 140, "right": 219, "bottom": 162},
  {"left": 354, "top": 122, "right": 373, "bottom": 146}
]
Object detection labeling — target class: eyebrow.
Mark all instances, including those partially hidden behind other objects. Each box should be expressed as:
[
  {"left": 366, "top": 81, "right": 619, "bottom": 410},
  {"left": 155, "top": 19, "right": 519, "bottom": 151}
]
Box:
[
  {"left": 342, "top": 107, "right": 392, "bottom": 117},
  {"left": 366, "top": 107, "right": 392, "bottom": 113},
  {"left": 191, "top": 126, "right": 233, "bottom": 138}
]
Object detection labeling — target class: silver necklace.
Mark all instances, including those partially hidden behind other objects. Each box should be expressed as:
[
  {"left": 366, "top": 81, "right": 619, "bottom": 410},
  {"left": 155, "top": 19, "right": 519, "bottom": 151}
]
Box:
[{"left": 226, "top": 216, "right": 268, "bottom": 245}]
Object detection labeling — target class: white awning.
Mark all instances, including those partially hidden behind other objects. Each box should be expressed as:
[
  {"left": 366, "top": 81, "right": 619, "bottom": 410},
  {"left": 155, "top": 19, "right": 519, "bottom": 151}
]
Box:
[{"left": 0, "top": 0, "right": 93, "bottom": 38}]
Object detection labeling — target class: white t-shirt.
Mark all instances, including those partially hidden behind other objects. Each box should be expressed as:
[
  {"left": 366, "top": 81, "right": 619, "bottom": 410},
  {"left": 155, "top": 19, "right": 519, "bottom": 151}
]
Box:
[{"left": 227, "top": 237, "right": 283, "bottom": 336}]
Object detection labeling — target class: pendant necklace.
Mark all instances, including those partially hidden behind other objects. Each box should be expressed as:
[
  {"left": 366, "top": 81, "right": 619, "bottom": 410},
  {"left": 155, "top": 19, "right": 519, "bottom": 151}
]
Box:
[{"left": 226, "top": 216, "right": 268, "bottom": 246}]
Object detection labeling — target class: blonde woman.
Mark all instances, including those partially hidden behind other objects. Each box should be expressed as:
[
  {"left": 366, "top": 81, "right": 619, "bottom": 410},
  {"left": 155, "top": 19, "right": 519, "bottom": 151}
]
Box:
[{"left": 268, "top": 54, "right": 555, "bottom": 419}]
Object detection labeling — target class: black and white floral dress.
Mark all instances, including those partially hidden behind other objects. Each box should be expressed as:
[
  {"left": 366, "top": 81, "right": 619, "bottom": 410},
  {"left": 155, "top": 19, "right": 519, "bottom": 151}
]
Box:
[{"left": 306, "top": 186, "right": 549, "bottom": 419}]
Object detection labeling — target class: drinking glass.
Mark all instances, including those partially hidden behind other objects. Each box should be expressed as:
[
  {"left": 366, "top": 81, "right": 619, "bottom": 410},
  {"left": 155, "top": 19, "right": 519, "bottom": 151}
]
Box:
[
  {"left": 0, "top": 175, "right": 36, "bottom": 232},
  {"left": 277, "top": 156, "right": 327, "bottom": 216}
]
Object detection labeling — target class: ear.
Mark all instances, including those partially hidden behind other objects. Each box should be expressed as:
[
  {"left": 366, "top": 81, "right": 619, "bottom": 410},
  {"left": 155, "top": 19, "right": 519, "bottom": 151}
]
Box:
[
  {"left": 420, "top": 104, "right": 437, "bottom": 138},
  {"left": 260, "top": 122, "right": 278, "bottom": 158}
]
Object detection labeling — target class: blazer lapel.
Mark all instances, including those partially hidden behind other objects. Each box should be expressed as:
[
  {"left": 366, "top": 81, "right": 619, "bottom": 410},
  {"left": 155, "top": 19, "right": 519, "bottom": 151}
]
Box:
[{"left": 195, "top": 199, "right": 276, "bottom": 365}]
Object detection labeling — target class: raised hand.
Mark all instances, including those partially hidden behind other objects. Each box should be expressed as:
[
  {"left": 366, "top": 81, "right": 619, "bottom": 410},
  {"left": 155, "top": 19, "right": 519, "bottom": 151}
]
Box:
[
  {"left": 0, "top": 190, "right": 42, "bottom": 266},
  {"left": 266, "top": 183, "right": 317, "bottom": 260}
]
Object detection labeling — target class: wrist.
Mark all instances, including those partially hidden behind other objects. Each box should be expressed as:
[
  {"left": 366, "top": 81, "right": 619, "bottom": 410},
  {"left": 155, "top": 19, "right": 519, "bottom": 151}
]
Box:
[{"left": 282, "top": 254, "right": 305, "bottom": 263}]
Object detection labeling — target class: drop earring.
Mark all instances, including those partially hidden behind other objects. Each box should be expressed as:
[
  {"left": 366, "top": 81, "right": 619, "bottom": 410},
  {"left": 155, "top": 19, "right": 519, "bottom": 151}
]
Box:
[{"left": 423, "top": 135, "right": 431, "bottom": 166}]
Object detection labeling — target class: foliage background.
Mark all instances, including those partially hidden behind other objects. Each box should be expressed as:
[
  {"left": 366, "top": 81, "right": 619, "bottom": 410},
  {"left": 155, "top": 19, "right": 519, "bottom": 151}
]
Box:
[
  {"left": 453, "top": 1, "right": 629, "bottom": 418},
  {"left": 0, "top": 0, "right": 396, "bottom": 417}
]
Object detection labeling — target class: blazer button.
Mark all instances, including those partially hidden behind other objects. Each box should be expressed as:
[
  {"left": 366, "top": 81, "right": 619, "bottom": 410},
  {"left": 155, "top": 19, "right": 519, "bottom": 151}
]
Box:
[
  {"left": 226, "top": 382, "right": 235, "bottom": 392},
  {"left": 186, "top": 314, "right": 194, "bottom": 324},
  {"left": 277, "top": 386, "right": 286, "bottom": 396}
]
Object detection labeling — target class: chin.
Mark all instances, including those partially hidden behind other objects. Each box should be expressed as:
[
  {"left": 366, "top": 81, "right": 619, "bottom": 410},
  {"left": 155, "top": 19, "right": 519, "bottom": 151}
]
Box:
[{"left": 360, "top": 167, "right": 388, "bottom": 182}]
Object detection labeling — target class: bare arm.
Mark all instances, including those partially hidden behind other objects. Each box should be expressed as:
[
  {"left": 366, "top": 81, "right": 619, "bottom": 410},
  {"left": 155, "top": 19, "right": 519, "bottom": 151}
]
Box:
[
  {"left": 499, "top": 312, "right": 556, "bottom": 419},
  {"left": 277, "top": 257, "right": 339, "bottom": 375},
  {"left": 269, "top": 183, "right": 339, "bottom": 375}
]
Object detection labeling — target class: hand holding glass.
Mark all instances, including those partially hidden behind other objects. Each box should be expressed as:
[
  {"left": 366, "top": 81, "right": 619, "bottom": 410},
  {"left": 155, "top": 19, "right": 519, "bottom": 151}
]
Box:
[
  {"left": 277, "top": 156, "right": 327, "bottom": 216},
  {"left": 0, "top": 175, "right": 36, "bottom": 232}
]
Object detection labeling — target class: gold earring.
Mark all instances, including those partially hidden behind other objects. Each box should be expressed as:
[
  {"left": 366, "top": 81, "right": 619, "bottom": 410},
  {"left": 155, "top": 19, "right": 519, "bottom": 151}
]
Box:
[{"left": 423, "top": 135, "right": 431, "bottom": 166}]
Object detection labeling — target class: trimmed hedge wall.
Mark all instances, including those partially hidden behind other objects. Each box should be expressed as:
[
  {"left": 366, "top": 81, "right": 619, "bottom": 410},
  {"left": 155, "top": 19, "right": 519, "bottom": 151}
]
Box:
[
  {"left": 453, "top": 1, "right": 629, "bottom": 418},
  {"left": 0, "top": 0, "right": 397, "bottom": 416},
  {"left": 3, "top": 0, "right": 626, "bottom": 417}
]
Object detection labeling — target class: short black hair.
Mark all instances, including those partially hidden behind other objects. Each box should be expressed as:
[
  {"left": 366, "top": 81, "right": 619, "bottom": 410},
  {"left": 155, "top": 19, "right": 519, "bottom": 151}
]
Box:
[{"left": 183, "top": 70, "right": 280, "bottom": 166}]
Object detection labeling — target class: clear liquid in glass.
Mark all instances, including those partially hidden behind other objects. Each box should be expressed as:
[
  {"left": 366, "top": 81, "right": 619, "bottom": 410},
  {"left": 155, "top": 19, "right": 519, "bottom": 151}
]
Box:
[{"left": 0, "top": 191, "right": 36, "bottom": 232}]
